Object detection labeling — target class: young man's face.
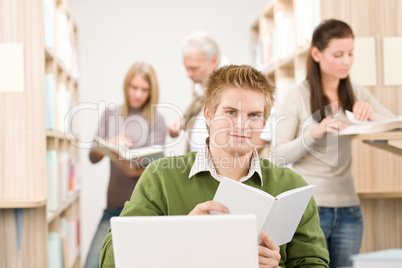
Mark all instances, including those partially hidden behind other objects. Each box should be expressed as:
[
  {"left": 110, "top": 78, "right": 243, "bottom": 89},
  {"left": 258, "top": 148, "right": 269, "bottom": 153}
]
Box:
[{"left": 205, "top": 88, "right": 265, "bottom": 157}]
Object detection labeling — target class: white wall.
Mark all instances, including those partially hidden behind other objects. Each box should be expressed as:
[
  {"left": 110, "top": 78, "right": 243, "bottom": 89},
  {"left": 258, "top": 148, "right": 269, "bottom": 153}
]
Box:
[{"left": 68, "top": 0, "right": 267, "bottom": 265}]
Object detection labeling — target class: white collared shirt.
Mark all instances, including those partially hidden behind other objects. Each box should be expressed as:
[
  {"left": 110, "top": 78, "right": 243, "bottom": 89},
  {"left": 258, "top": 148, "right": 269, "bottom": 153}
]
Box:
[{"left": 189, "top": 139, "right": 263, "bottom": 186}]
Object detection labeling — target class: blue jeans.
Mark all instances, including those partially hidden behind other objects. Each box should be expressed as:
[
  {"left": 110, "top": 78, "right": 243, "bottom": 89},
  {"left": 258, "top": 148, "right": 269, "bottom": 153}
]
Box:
[
  {"left": 85, "top": 207, "right": 123, "bottom": 268},
  {"left": 318, "top": 206, "right": 363, "bottom": 268}
]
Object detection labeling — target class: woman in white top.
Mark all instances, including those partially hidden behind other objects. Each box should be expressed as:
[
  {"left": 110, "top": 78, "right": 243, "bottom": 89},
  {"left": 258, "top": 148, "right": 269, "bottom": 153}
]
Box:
[{"left": 272, "top": 19, "right": 395, "bottom": 268}]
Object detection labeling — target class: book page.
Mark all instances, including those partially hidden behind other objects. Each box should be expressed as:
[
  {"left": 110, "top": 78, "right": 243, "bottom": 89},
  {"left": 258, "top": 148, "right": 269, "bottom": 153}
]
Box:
[
  {"left": 346, "top": 110, "right": 372, "bottom": 125},
  {"left": 211, "top": 177, "right": 274, "bottom": 231},
  {"left": 258, "top": 185, "right": 316, "bottom": 246},
  {"left": 338, "top": 117, "right": 402, "bottom": 135},
  {"left": 346, "top": 110, "right": 398, "bottom": 125},
  {"left": 93, "top": 136, "right": 122, "bottom": 162},
  {"left": 126, "top": 145, "right": 164, "bottom": 161},
  {"left": 275, "top": 184, "right": 315, "bottom": 199}
]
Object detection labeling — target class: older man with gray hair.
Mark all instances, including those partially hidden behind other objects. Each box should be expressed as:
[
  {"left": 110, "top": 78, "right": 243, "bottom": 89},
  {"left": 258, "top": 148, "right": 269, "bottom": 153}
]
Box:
[{"left": 168, "top": 31, "right": 227, "bottom": 152}]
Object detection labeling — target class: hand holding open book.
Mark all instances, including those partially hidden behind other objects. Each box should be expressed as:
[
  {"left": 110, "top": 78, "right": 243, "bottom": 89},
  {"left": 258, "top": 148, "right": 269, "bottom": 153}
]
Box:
[
  {"left": 93, "top": 136, "right": 164, "bottom": 167},
  {"left": 210, "top": 177, "right": 316, "bottom": 246},
  {"left": 337, "top": 111, "right": 402, "bottom": 135}
]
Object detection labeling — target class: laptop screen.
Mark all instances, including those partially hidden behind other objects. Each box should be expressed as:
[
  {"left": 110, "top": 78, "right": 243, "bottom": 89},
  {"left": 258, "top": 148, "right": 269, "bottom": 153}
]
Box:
[{"left": 111, "top": 215, "right": 258, "bottom": 268}]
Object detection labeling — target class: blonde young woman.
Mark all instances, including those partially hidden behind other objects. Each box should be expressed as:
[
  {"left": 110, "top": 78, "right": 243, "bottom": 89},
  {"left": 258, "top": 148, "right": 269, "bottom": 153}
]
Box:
[
  {"left": 272, "top": 19, "right": 396, "bottom": 268},
  {"left": 85, "top": 62, "right": 166, "bottom": 268}
]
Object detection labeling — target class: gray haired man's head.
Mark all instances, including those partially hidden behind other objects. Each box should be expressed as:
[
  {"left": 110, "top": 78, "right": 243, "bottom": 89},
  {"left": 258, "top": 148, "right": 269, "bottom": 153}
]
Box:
[{"left": 182, "top": 31, "right": 220, "bottom": 62}]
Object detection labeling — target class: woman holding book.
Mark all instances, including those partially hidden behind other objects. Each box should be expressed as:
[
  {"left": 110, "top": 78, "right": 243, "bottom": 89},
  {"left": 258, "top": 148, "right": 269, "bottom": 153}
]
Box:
[
  {"left": 271, "top": 19, "right": 396, "bottom": 268},
  {"left": 85, "top": 62, "right": 166, "bottom": 268}
]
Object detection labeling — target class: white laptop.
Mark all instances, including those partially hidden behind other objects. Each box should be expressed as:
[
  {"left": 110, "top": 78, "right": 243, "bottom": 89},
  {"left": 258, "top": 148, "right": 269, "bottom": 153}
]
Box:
[{"left": 110, "top": 215, "right": 258, "bottom": 268}]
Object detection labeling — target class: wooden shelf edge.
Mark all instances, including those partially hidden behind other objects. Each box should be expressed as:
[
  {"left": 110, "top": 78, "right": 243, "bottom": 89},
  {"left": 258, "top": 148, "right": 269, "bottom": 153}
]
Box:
[
  {"left": 44, "top": 44, "right": 55, "bottom": 60},
  {"left": 296, "top": 45, "right": 310, "bottom": 56},
  {"left": 47, "top": 190, "right": 80, "bottom": 224},
  {"left": 358, "top": 191, "right": 402, "bottom": 199},
  {"left": 0, "top": 198, "right": 46, "bottom": 208},
  {"left": 69, "top": 252, "right": 81, "bottom": 268},
  {"left": 277, "top": 55, "right": 295, "bottom": 69},
  {"left": 262, "top": 64, "right": 276, "bottom": 76},
  {"left": 46, "top": 130, "right": 68, "bottom": 139},
  {"left": 349, "top": 131, "right": 402, "bottom": 141},
  {"left": 46, "top": 131, "right": 81, "bottom": 148},
  {"left": 251, "top": 19, "right": 259, "bottom": 31},
  {"left": 262, "top": 0, "right": 275, "bottom": 17}
]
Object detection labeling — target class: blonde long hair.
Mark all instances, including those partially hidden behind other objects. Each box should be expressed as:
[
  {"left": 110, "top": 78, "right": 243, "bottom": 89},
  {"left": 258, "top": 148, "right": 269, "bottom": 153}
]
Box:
[{"left": 122, "top": 62, "right": 159, "bottom": 122}]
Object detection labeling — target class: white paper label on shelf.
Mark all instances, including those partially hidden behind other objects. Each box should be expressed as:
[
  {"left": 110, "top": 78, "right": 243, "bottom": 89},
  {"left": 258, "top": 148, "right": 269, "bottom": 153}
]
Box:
[
  {"left": 349, "top": 37, "right": 377, "bottom": 86},
  {"left": 0, "top": 43, "right": 24, "bottom": 93},
  {"left": 383, "top": 37, "right": 402, "bottom": 86}
]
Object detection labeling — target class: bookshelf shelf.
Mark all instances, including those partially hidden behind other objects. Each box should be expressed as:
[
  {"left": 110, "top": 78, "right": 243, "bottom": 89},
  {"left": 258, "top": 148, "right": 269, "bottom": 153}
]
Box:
[
  {"left": 358, "top": 191, "right": 402, "bottom": 199},
  {"left": 46, "top": 129, "right": 68, "bottom": 139},
  {"left": 350, "top": 131, "right": 402, "bottom": 156},
  {"left": 349, "top": 131, "right": 402, "bottom": 141},
  {"left": 276, "top": 56, "right": 294, "bottom": 70},
  {"left": 0, "top": 0, "right": 81, "bottom": 267},
  {"left": 252, "top": 0, "right": 402, "bottom": 253},
  {"left": 45, "top": 45, "right": 55, "bottom": 60},
  {"left": 0, "top": 199, "right": 47, "bottom": 209},
  {"left": 263, "top": 65, "right": 276, "bottom": 76},
  {"left": 295, "top": 45, "right": 310, "bottom": 57},
  {"left": 47, "top": 191, "right": 80, "bottom": 224},
  {"left": 262, "top": 1, "right": 274, "bottom": 17},
  {"left": 70, "top": 253, "right": 81, "bottom": 268}
]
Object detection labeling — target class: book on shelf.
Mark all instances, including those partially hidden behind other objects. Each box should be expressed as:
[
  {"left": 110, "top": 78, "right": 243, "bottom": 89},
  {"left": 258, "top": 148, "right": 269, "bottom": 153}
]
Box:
[
  {"left": 68, "top": 158, "right": 76, "bottom": 195},
  {"left": 350, "top": 248, "right": 402, "bottom": 268},
  {"left": 43, "top": 0, "right": 54, "bottom": 48},
  {"left": 47, "top": 233, "right": 63, "bottom": 268},
  {"left": 275, "top": 11, "right": 295, "bottom": 61},
  {"left": 44, "top": 74, "right": 56, "bottom": 130},
  {"left": 275, "top": 78, "right": 295, "bottom": 104},
  {"left": 252, "top": 42, "right": 263, "bottom": 71},
  {"left": 337, "top": 111, "right": 402, "bottom": 135},
  {"left": 93, "top": 136, "right": 164, "bottom": 166},
  {"left": 210, "top": 177, "right": 316, "bottom": 246},
  {"left": 56, "top": 84, "right": 72, "bottom": 133},
  {"left": 60, "top": 217, "right": 79, "bottom": 267},
  {"left": 59, "top": 152, "right": 70, "bottom": 204},
  {"left": 294, "top": 0, "right": 321, "bottom": 47},
  {"left": 46, "top": 150, "right": 59, "bottom": 212}
]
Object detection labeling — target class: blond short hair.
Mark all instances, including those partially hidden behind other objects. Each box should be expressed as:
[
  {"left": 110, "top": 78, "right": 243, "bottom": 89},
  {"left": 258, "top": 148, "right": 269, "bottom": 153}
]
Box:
[
  {"left": 122, "top": 62, "right": 159, "bottom": 122},
  {"left": 203, "top": 65, "right": 275, "bottom": 121}
]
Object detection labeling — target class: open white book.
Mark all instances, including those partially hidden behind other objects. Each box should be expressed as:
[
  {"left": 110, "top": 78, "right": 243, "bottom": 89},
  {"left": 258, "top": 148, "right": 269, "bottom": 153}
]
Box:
[
  {"left": 351, "top": 249, "right": 402, "bottom": 268},
  {"left": 93, "top": 136, "right": 164, "bottom": 166},
  {"left": 210, "top": 177, "right": 316, "bottom": 246},
  {"left": 337, "top": 111, "right": 402, "bottom": 135}
]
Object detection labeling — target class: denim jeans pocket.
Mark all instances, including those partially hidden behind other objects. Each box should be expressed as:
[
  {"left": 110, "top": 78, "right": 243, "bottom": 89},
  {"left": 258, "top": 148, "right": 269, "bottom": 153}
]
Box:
[
  {"left": 346, "top": 206, "right": 363, "bottom": 223},
  {"left": 317, "top": 206, "right": 331, "bottom": 215}
]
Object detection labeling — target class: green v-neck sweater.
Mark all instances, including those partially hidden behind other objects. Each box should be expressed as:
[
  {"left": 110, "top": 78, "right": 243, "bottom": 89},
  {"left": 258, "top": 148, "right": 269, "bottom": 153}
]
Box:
[{"left": 100, "top": 152, "right": 329, "bottom": 267}]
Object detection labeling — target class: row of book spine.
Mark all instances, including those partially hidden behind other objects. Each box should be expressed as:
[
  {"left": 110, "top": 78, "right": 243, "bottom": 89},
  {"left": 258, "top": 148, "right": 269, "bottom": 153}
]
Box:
[
  {"left": 252, "top": 0, "right": 321, "bottom": 71},
  {"left": 46, "top": 150, "right": 80, "bottom": 213},
  {"left": 45, "top": 74, "right": 75, "bottom": 134},
  {"left": 48, "top": 218, "right": 80, "bottom": 268},
  {"left": 44, "top": 0, "right": 79, "bottom": 79}
]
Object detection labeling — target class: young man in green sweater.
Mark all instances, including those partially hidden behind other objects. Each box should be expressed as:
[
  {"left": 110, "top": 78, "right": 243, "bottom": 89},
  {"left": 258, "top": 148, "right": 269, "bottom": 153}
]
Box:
[{"left": 100, "top": 65, "right": 329, "bottom": 268}]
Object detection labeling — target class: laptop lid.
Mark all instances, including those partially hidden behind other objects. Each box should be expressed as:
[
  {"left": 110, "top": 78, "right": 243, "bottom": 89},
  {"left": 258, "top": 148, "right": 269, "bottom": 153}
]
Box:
[{"left": 111, "top": 215, "right": 258, "bottom": 268}]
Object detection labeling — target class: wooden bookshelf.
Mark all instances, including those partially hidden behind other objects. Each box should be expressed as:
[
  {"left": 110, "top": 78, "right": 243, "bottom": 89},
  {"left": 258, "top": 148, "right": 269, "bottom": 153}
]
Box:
[
  {"left": 251, "top": 0, "right": 402, "bottom": 253},
  {"left": 350, "top": 131, "right": 402, "bottom": 156},
  {"left": 0, "top": 0, "right": 81, "bottom": 267},
  {"left": 358, "top": 190, "right": 402, "bottom": 199},
  {"left": 0, "top": 199, "right": 47, "bottom": 209}
]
